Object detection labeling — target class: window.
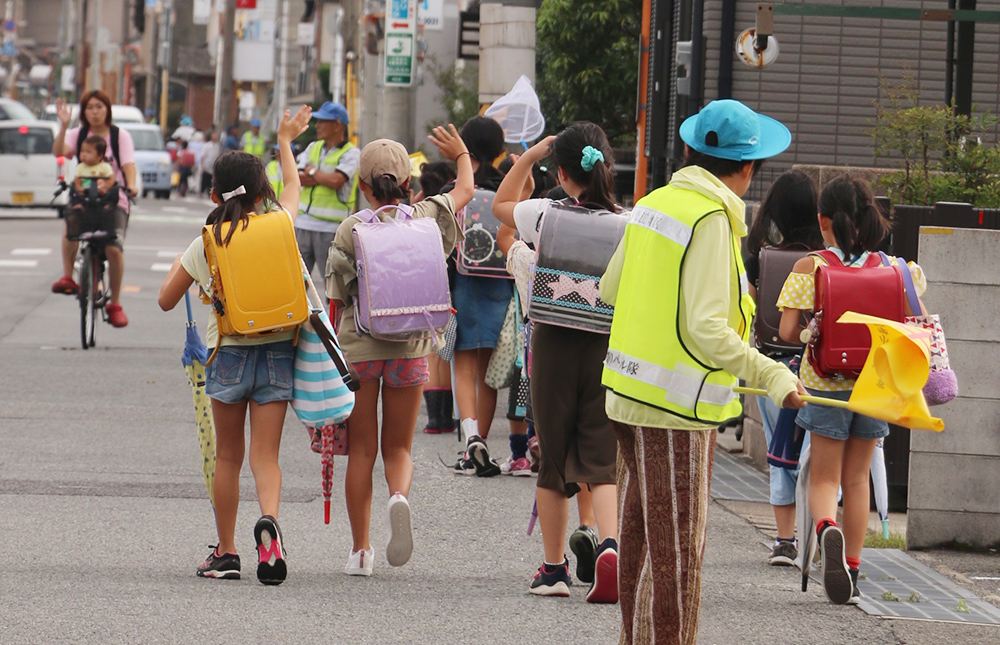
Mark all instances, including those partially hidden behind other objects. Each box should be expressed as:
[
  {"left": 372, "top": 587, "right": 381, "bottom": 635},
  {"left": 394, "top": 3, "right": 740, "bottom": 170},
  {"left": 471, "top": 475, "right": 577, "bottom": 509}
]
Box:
[
  {"left": 121, "top": 127, "right": 164, "bottom": 151},
  {"left": 0, "top": 127, "right": 55, "bottom": 155}
]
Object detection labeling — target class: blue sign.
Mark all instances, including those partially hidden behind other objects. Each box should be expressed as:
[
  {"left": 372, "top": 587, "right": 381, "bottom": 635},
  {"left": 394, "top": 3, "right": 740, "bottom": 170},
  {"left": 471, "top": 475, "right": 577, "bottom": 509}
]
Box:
[
  {"left": 391, "top": 0, "right": 409, "bottom": 20},
  {"left": 1, "top": 41, "right": 16, "bottom": 57},
  {"left": 3, "top": 20, "right": 14, "bottom": 32}
]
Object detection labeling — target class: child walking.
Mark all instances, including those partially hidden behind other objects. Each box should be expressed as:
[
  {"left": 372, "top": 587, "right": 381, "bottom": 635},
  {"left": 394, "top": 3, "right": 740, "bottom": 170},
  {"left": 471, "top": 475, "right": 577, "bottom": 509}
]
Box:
[
  {"left": 493, "top": 122, "right": 622, "bottom": 602},
  {"left": 158, "top": 105, "right": 312, "bottom": 585},
  {"left": 777, "top": 174, "right": 927, "bottom": 605},
  {"left": 744, "top": 170, "right": 823, "bottom": 566},
  {"left": 325, "top": 126, "right": 474, "bottom": 576}
]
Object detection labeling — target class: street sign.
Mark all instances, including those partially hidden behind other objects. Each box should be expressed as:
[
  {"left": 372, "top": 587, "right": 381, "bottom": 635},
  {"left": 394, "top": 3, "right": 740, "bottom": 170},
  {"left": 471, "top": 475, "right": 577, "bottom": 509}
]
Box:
[
  {"left": 419, "top": 0, "right": 444, "bottom": 31},
  {"left": 1, "top": 41, "right": 16, "bottom": 57},
  {"left": 384, "top": 0, "right": 417, "bottom": 87}
]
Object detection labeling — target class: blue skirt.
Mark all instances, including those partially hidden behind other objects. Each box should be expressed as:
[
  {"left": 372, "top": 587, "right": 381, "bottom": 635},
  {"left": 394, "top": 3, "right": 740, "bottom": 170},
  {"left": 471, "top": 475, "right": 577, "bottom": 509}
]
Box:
[{"left": 452, "top": 272, "right": 511, "bottom": 351}]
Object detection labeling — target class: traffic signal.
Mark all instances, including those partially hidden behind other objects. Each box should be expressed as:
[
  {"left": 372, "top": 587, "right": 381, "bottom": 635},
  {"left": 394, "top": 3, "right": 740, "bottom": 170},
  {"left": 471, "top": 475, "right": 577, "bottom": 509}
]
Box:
[{"left": 134, "top": 0, "right": 145, "bottom": 34}]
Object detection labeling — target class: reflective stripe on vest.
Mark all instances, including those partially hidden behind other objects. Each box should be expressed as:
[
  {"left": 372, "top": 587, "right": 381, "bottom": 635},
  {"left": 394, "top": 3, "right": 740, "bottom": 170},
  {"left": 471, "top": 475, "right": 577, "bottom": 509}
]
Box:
[
  {"left": 301, "top": 140, "right": 359, "bottom": 222},
  {"left": 601, "top": 184, "right": 754, "bottom": 424},
  {"left": 242, "top": 132, "right": 265, "bottom": 157}
]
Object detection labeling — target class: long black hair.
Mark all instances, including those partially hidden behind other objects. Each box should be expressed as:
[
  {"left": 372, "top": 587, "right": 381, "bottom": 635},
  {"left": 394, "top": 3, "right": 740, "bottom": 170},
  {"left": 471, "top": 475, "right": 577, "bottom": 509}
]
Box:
[
  {"left": 818, "top": 174, "right": 890, "bottom": 262},
  {"left": 460, "top": 115, "right": 505, "bottom": 185},
  {"left": 551, "top": 121, "right": 618, "bottom": 212},
  {"left": 418, "top": 161, "right": 456, "bottom": 198},
  {"left": 746, "top": 170, "right": 823, "bottom": 255},
  {"left": 207, "top": 151, "right": 277, "bottom": 246}
]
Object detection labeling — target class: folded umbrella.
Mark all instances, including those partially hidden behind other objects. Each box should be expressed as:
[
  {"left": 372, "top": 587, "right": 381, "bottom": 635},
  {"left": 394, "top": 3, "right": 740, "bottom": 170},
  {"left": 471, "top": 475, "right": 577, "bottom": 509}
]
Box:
[
  {"left": 870, "top": 437, "right": 891, "bottom": 540},
  {"left": 182, "top": 291, "right": 216, "bottom": 507}
]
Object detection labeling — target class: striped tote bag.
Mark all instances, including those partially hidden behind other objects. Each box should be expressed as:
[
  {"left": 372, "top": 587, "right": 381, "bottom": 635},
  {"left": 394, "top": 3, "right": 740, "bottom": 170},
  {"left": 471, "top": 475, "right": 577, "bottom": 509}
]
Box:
[{"left": 292, "top": 309, "right": 355, "bottom": 427}]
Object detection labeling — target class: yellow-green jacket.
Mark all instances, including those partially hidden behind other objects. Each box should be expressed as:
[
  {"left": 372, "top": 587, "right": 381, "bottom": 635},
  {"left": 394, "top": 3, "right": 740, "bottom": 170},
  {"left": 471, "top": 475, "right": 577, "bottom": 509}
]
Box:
[{"left": 600, "top": 166, "right": 797, "bottom": 430}]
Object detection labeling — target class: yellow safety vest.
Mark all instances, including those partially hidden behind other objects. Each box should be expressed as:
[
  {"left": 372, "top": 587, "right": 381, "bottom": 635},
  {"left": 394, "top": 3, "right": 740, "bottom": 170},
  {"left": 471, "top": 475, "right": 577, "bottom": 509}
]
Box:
[
  {"left": 601, "top": 185, "right": 755, "bottom": 424},
  {"left": 300, "top": 140, "right": 359, "bottom": 223},
  {"left": 265, "top": 160, "right": 283, "bottom": 198},
  {"left": 241, "top": 132, "right": 265, "bottom": 157}
]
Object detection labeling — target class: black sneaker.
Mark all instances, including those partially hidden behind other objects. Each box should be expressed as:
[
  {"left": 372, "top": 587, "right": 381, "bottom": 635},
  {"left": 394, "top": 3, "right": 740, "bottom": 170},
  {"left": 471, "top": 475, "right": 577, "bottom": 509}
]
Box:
[
  {"left": 768, "top": 540, "right": 798, "bottom": 567},
  {"left": 254, "top": 515, "right": 287, "bottom": 586},
  {"left": 569, "top": 525, "right": 599, "bottom": 583},
  {"left": 529, "top": 558, "right": 571, "bottom": 597},
  {"left": 450, "top": 451, "right": 476, "bottom": 475},
  {"left": 587, "top": 537, "right": 619, "bottom": 604},
  {"left": 847, "top": 568, "right": 861, "bottom": 605},
  {"left": 467, "top": 436, "right": 501, "bottom": 477},
  {"left": 196, "top": 545, "right": 241, "bottom": 579},
  {"left": 819, "top": 525, "right": 852, "bottom": 605}
]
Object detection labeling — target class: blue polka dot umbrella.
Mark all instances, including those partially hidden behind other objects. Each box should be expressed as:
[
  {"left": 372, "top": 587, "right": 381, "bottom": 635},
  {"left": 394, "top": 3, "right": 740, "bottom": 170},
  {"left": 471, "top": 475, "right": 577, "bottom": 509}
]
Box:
[{"left": 182, "top": 291, "right": 216, "bottom": 507}]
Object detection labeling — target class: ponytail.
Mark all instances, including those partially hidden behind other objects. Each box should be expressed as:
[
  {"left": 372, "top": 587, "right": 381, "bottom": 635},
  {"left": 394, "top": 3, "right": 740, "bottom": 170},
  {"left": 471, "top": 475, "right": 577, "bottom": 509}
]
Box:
[
  {"left": 552, "top": 122, "right": 619, "bottom": 212},
  {"left": 818, "top": 174, "right": 889, "bottom": 261},
  {"left": 369, "top": 174, "right": 407, "bottom": 202}
]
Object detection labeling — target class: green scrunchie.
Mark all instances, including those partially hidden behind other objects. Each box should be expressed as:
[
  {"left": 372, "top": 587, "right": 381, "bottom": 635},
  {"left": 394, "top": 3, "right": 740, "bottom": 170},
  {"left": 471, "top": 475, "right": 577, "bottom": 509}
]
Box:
[{"left": 580, "top": 145, "right": 605, "bottom": 172}]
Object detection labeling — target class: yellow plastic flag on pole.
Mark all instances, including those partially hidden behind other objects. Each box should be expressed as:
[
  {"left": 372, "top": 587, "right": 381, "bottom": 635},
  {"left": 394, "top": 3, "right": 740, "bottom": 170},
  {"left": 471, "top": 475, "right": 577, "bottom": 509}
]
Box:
[
  {"left": 838, "top": 311, "right": 944, "bottom": 432},
  {"left": 409, "top": 151, "right": 429, "bottom": 178}
]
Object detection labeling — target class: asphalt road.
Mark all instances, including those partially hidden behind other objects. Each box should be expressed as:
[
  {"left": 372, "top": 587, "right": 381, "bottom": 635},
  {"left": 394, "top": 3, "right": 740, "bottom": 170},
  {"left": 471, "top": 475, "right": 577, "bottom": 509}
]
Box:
[{"left": 1, "top": 197, "right": 996, "bottom": 644}]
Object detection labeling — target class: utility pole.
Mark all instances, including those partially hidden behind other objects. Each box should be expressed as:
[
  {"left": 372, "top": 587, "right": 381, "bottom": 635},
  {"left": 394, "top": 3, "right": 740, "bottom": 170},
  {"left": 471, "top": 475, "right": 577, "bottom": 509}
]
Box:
[
  {"left": 119, "top": 0, "right": 129, "bottom": 103},
  {"left": 274, "top": 0, "right": 289, "bottom": 132},
  {"left": 91, "top": 0, "right": 101, "bottom": 91},
  {"left": 158, "top": 0, "right": 173, "bottom": 134},
  {"left": 214, "top": 0, "right": 236, "bottom": 132},
  {"left": 477, "top": 1, "right": 536, "bottom": 105}
]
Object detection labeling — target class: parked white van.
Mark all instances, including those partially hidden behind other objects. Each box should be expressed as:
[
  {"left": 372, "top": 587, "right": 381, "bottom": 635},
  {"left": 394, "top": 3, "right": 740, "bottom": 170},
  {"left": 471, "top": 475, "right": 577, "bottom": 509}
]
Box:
[{"left": 41, "top": 103, "right": 145, "bottom": 126}]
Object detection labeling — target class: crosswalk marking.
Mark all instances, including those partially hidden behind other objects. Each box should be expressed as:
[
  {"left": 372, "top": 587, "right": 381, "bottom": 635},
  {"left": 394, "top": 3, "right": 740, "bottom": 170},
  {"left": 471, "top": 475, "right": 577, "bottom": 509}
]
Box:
[
  {"left": 11, "top": 248, "right": 51, "bottom": 256},
  {"left": 156, "top": 250, "right": 184, "bottom": 258},
  {"left": 150, "top": 263, "right": 173, "bottom": 272},
  {"left": 0, "top": 259, "right": 39, "bottom": 267}
]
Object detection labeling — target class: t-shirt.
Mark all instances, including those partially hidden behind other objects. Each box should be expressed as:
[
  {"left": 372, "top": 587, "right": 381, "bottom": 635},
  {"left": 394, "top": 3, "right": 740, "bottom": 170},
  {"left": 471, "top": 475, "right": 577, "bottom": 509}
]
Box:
[
  {"left": 200, "top": 141, "right": 220, "bottom": 174},
  {"left": 180, "top": 211, "right": 297, "bottom": 349},
  {"left": 75, "top": 161, "right": 113, "bottom": 179},
  {"left": 512, "top": 197, "right": 553, "bottom": 247},
  {"left": 325, "top": 193, "right": 464, "bottom": 362},
  {"left": 65, "top": 127, "right": 135, "bottom": 212},
  {"left": 296, "top": 142, "right": 361, "bottom": 233},
  {"left": 776, "top": 252, "right": 927, "bottom": 392}
]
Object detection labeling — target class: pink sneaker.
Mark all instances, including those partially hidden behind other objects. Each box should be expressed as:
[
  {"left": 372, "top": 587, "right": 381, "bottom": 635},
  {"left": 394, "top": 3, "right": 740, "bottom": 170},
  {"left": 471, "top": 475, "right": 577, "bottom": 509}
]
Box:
[{"left": 500, "top": 455, "right": 532, "bottom": 477}]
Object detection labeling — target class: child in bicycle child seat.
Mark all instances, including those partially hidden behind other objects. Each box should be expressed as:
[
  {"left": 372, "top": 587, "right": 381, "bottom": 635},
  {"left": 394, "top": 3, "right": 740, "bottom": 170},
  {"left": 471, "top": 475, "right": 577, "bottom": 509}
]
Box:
[
  {"left": 777, "top": 174, "right": 927, "bottom": 606},
  {"left": 493, "top": 122, "right": 622, "bottom": 603},
  {"left": 744, "top": 169, "right": 823, "bottom": 567},
  {"left": 324, "top": 126, "right": 474, "bottom": 577},
  {"left": 157, "top": 104, "right": 312, "bottom": 586},
  {"left": 72, "top": 135, "right": 116, "bottom": 206}
]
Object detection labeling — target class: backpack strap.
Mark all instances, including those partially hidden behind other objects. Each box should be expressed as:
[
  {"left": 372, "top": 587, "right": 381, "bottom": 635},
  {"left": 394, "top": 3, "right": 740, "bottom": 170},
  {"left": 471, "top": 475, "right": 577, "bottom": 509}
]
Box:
[
  {"left": 879, "top": 252, "right": 921, "bottom": 315},
  {"left": 811, "top": 249, "right": 842, "bottom": 266},
  {"left": 357, "top": 203, "right": 414, "bottom": 223},
  {"left": 109, "top": 125, "right": 122, "bottom": 171}
]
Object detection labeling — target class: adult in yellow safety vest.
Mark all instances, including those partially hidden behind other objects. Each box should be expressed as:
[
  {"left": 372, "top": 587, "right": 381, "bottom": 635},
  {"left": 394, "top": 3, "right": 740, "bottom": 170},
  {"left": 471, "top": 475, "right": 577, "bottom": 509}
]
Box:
[
  {"left": 241, "top": 118, "right": 266, "bottom": 159},
  {"left": 599, "top": 99, "right": 806, "bottom": 643},
  {"left": 295, "top": 101, "right": 359, "bottom": 291},
  {"left": 265, "top": 144, "right": 283, "bottom": 198}
]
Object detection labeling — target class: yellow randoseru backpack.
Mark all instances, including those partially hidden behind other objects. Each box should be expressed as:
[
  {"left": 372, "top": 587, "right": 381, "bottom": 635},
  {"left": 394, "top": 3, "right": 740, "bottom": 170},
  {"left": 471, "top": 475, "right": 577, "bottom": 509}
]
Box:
[{"left": 201, "top": 210, "right": 308, "bottom": 363}]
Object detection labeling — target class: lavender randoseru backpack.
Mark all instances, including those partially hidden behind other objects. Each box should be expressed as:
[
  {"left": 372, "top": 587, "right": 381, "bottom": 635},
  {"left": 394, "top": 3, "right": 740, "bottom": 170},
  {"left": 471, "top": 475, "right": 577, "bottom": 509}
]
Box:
[{"left": 351, "top": 203, "right": 452, "bottom": 342}]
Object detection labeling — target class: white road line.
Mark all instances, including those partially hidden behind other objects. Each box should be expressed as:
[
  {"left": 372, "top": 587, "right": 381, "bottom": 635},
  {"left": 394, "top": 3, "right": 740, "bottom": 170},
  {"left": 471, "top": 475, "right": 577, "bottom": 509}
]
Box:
[
  {"left": 150, "top": 263, "right": 173, "bottom": 272},
  {"left": 130, "top": 214, "right": 204, "bottom": 224},
  {"left": 11, "top": 248, "right": 52, "bottom": 256},
  {"left": 0, "top": 259, "right": 38, "bottom": 267},
  {"left": 161, "top": 206, "right": 193, "bottom": 214},
  {"left": 156, "top": 250, "right": 184, "bottom": 258}
]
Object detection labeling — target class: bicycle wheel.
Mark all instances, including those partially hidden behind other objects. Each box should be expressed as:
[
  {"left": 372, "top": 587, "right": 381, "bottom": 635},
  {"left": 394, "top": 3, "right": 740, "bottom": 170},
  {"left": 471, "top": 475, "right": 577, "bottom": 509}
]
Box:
[{"left": 79, "top": 245, "right": 97, "bottom": 349}]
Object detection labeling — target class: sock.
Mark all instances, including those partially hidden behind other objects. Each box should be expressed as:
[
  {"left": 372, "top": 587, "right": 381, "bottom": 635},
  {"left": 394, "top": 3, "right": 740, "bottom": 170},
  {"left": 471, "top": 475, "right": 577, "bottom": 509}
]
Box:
[
  {"left": 422, "top": 390, "right": 440, "bottom": 430},
  {"left": 775, "top": 536, "right": 797, "bottom": 547},
  {"left": 509, "top": 433, "right": 529, "bottom": 459},
  {"left": 816, "top": 517, "right": 838, "bottom": 537},
  {"left": 461, "top": 418, "right": 480, "bottom": 443},
  {"left": 543, "top": 559, "right": 565, "bottom": 569},
  {"left": 846, "top": 556, "right": 860, "bottom": 570},
  {"left": 439, "top": 389, "right": 455, "bottom": 431}
]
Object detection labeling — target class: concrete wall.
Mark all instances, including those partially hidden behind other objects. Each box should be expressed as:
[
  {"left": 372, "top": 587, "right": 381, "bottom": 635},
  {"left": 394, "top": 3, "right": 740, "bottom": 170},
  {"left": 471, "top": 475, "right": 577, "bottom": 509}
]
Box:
[{"left": 907, "top": 227, "right": 1000, "bottom": 549}]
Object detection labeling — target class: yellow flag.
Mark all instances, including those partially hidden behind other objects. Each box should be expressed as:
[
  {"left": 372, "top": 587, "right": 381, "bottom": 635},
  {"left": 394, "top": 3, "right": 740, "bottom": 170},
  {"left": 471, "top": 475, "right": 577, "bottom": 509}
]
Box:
[
  {"left": 409, "top": 151, "right": 429, "bottom": 178},
  {"left": 838, "top": 312, "right": 944, "bottom": 432}
]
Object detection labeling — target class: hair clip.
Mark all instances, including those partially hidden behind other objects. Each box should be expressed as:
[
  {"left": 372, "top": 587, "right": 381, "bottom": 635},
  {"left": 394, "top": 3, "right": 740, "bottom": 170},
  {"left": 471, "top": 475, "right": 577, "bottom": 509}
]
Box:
[{"left": 221, "top": 185, "right": 247, "bottom": 201}]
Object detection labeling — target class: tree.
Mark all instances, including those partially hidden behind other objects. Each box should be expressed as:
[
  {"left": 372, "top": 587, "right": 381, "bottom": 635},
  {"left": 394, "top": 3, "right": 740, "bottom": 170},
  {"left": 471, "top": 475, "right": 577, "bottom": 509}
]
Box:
[{"left": 536, "top": 0, "right": 641, "bottom": 146}]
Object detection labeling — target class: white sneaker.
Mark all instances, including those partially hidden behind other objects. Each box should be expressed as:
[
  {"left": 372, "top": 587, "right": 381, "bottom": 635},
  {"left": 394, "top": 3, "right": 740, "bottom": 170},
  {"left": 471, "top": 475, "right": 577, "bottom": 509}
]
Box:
[
  {"left": 345, "top": 547, "right": 374, "bottom": 577},
  {"left": 386, "top": 492, "right": 413, "bottom": 567}
]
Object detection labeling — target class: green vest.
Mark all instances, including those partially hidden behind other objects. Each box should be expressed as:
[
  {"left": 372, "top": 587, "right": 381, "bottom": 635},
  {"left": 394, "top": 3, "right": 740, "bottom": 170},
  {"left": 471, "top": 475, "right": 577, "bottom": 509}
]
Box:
[
  {"left": 265, "top": 160, "right": 283, "bottom": 198},
  {"left": 601, "top": 185, "right": 755, "bottom": 424},
  {"left": 242, "top": 132, "right": 265, "bottom": 157},
  {"left": 300, "top": 140, "right": 359, "bottom": 222}
]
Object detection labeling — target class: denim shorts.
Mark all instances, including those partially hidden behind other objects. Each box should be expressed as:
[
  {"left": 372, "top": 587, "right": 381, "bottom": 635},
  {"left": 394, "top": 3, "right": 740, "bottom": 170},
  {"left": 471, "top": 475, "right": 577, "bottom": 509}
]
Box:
[
  {"left": 205, "top": 340, "right": 295, "bottom": 405},
  {"left": 794, "top": 388, "right": 889, "bottom": 441}
]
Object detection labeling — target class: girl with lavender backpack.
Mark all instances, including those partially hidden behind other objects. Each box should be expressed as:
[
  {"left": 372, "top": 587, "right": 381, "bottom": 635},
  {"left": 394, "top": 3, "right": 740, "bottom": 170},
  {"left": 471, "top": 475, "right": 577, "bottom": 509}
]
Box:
[{"left": 324, "top": 126, "right": 474, "bottom": 577}]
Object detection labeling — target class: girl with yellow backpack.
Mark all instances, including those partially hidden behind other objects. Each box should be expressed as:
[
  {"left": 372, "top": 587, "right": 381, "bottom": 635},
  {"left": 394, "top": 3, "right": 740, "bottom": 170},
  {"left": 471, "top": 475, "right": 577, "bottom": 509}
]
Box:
[{"left": 158, "top": 105, "right": 312, "bottom": 586}]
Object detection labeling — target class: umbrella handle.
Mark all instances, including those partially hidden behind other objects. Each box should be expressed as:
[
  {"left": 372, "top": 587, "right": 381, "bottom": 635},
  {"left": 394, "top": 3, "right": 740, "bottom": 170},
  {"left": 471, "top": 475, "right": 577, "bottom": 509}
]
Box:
[{"left": 733, "top": 386, "right": 851, "bottom": 410}]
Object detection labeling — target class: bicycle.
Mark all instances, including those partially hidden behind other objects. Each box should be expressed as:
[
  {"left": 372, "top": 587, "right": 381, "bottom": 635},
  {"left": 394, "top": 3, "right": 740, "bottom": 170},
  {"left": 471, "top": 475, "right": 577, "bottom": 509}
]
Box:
[{"left": 53, "top": 180, "right": 120, "bottom": 350}]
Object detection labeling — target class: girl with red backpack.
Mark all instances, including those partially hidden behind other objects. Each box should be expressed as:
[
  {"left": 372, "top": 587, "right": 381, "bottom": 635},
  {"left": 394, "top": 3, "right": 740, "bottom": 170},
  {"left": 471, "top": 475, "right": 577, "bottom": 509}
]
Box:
[{"left": 777, "top": 175, "right": 927, "bottom": 605}]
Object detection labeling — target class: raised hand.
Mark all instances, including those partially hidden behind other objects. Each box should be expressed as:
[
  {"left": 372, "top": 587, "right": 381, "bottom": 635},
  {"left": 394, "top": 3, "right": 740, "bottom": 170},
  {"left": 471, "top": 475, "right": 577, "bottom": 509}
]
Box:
[
  {"left": 428, "top": 124, "right": 469, "bottom": 162},
  {"left": 56, "top": 97, "right": 72, "bottom": 128},
  {"left": 277, "top": 104, "right": 312, "bottom": 143}
]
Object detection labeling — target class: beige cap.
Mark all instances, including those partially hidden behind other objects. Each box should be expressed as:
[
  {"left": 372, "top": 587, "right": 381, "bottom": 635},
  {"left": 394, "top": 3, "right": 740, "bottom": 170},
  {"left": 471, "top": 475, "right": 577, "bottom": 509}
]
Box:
[{"left": 359, "top": 139, "right": 410, "bottom": 186}]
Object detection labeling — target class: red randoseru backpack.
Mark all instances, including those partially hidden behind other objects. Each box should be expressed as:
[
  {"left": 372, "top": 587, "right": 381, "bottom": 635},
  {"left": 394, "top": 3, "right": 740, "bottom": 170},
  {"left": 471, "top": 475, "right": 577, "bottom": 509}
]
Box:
[{"left": 807, "top": 250, "right": 905, "bottom": 379}]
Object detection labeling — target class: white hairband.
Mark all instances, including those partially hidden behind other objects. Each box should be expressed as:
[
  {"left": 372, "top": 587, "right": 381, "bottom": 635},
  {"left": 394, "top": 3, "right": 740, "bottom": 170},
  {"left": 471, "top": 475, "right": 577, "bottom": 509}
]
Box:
[{"left": 221, "top": 185, "right": 246, "bottom": 201}]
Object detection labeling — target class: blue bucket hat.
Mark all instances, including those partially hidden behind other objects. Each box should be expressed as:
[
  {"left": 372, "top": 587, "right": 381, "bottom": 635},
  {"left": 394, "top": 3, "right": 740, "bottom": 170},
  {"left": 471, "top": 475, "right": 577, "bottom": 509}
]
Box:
[
  {"left": 313, "top": 101, "right": 349, "bottom": 125},
  {"left": 250, "top": 118, "right": 261, "bottom": 127},
  {"left": 180, "top": 116, "right": 193, "bottom": 126},
  {"left": 679, "top": 99, "right": 790, "bottom": 161}
]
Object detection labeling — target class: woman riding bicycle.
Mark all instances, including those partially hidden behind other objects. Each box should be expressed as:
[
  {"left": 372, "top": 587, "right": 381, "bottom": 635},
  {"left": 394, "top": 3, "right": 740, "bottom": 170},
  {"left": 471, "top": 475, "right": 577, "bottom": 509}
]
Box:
[{"left": 51, "top": 90, "right": 139, "bottom": 328}]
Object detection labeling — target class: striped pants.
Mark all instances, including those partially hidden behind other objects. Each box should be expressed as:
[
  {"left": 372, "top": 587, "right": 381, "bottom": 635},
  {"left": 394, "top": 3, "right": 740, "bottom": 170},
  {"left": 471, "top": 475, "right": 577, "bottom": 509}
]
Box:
[{"left": 613, "top": 422, "right": 716, "bottom": 645}]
